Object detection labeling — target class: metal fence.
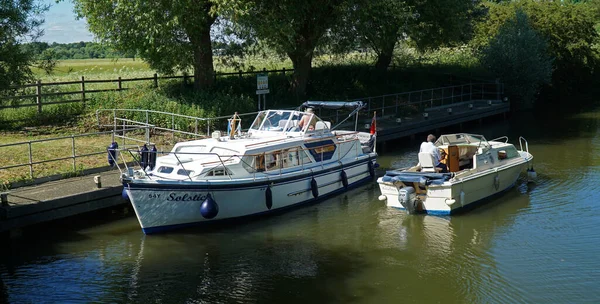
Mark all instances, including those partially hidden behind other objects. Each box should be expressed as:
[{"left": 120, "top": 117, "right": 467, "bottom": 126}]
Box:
[
  {"left": 0, "top": 68, "right": 293, "bottom": 112},
  {"left": 314, "top": 82, "right": 504, "bottom": 125},
  {"left": 0, "top": 127, "right": 149, "bottom": 182},
  {"left": 0, "top": 82, "right": 503, "bottom": 185}
]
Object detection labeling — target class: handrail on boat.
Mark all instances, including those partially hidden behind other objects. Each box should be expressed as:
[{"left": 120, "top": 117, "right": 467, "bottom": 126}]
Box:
[
  {"left": 518, "top": 136, "right": 529, "bottom": 153},
  {"left": 491, "top": 136, "right": 509, "bottom": 143}
]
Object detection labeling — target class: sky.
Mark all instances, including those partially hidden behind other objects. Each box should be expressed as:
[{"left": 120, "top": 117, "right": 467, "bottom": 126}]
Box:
[{"left": 40, "top": 0, "right": 94, "bottom": 43}]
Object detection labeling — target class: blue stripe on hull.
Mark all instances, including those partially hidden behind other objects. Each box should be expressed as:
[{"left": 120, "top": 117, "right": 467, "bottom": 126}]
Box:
[
  {"left": 141, "top": 174, "right": 374, "bottom": 234},
  {"left": 390, "top": 181, "right": 517, "bottom": 216}
]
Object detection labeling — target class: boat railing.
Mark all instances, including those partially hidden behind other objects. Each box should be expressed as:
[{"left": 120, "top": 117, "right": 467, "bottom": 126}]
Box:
[
  {"left": 115, "top": 138, "right": 365, "bottom": 181},
  {"left": 518, "top": 136, "right": 530, "bottom": 153},
  {"left": 490, "top": 136, "right": 509, "bottom": 143}
]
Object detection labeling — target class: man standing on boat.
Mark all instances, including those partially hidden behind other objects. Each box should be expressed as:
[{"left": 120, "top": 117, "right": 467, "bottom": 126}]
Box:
[{"left": 420, "top": 134, "right": 447, "bottom": 173}]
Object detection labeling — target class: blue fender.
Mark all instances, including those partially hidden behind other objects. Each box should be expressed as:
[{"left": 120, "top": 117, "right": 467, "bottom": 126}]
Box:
[
  {"left": 311, "top": 178, "right": 319, "bottom": 198},
  {"left": 265, "top": 186, "right": 273, "bottom": 210},
  {"left": 200, "top": 194, "right": 219, "bottom": 219},
  {"left": 107, "top": 142, "right": 118, "bottom": 167},
  {"left": 340, "top": 170, "right": 348, "bottom": 189}
]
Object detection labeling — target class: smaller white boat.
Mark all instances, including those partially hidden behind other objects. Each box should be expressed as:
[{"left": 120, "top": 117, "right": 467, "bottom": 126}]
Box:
[{"left": 377, "top": 134, "right": 534, "bottom": 214}]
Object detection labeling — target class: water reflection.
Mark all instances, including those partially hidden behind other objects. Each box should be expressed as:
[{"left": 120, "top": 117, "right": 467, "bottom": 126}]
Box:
[
  {"left": 372, "top": 182, "right": 532, "bottom": 303},
  {"left": 4, "top": 107, "right": 600, "bottom": 303}
]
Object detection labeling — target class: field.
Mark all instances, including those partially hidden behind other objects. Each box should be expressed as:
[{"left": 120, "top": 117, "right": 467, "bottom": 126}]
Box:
[
  {"left": 30, "top": 51, "right": 382, "bottom": 82},
  {"left": 0, "top": 46, "right": 483, "bottom": 186},
  {"left": 32, "top": 58, "right": 153, "bottom": 81}
]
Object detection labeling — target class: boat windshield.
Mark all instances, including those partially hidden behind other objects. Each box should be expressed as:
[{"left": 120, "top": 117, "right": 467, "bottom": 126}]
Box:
[
  {"left": 436, "top": 134, "right": 489, "bottom": 147},
  {"left": 249, "top": 110, "right": 326, "bottom": 133}
]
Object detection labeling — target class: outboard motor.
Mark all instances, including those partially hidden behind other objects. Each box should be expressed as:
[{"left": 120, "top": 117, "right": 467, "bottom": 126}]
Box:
[{"left": 398, "top": 186, "right": 418, "bottom": 214}]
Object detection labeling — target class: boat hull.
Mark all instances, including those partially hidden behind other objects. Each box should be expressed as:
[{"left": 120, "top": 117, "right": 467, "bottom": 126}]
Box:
[
  {"left": 126, "top": 158, "right": 375, "bottom": 234},
  {"left": 379, "top": 161, "right": 526, "bottom": 215}
]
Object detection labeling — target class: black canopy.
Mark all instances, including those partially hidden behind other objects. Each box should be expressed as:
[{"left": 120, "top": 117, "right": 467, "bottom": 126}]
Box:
[{"left": 301, "top": 101, "right": 365, "bottom": 110}]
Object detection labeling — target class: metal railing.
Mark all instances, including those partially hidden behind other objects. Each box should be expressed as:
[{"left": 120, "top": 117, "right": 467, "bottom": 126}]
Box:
[
  {"left": 315, "top": 82, "right": 504, "bottom": 126},
  {"left": 0, "top": 126, "right": 150, "bottom": 182},
  {"left": 0, "top": 82, "right": 503, "bottom": 185},
  {"left": 115, "top": 132, "right": 367, "bottom": 182},
  {"left": 96, "top": 108, "right": 262, "bottom": 138}
]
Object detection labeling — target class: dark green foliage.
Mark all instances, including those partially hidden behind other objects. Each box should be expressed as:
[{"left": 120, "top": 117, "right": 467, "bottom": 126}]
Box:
[
  {"left": 473, "top": 0, "right": 600, "bottom": 103},
  {"left": 480, "top": 9, "right": 552, "bottom": 109},
  {"left": 0, "top": 0, "right": 47, "bottom": 90},
  {"left": 409, "top": 0, "right": 485, "bottom": 51},
  {"left": 74, "top": 0, "right": 217, "bottom": 89},
  {"left": 21, "top": 41, "right": 135, "bottom": 60}
]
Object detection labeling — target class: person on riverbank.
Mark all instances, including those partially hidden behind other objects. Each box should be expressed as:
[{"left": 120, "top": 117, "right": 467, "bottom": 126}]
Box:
[{"left": 419, "top": 134, "right": 447, "bottom": 173}]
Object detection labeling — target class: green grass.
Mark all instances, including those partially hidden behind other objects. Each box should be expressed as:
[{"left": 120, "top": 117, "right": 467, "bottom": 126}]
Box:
[{"left": 0, "top": 46, "right": 490, "bottom": 185}]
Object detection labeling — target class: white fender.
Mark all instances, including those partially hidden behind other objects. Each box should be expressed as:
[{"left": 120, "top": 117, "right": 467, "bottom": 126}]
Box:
[
  {"left": 378, "top": 195, "right": 387, "bottom": 201},
  {"left": 445, "top": 199, "right": 456, "bottom": 206}
]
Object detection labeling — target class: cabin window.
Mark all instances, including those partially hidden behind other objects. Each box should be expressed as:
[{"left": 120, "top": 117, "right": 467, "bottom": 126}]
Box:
[
  {"left": 503, "top": 146, "right": 519, "bottom": 159},
  {"left": 250, "top": 112, "right": 267, "bottom": 130},
  {"left": 241, "top": 155, "right": 256, "bottom": 173},
  {"left": 305, "top": 140, "right": 337, "bottom": 162},
  {"left": 299, "top": 149, "right": 312, "bottom": 165},
  {"left": 157, "top": 166, "right": 174, "bottom": 174},
  {"left": 265, "top": 151, "right": 282, "bottom": 171},
  {"left": 260, "top": 111, "right": 292, "bottom": 131},
  {"left": 177, "top": 169, "right": 195, "bottom": 176},
  {"left": 283, "top": 149, "right": 299, "bottom": 168},
  {"left": 205, "top": 168, "right": 230, "bottom": 176}
]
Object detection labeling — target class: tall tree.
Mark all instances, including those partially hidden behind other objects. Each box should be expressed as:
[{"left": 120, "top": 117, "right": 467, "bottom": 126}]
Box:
[
  {"left": 0, "top": 0, "right": 47, "bottom": 90},
  {"left": 408, "top": 0, "right": 482, "bottom": 51},
  {"left": 350, "top": 0, "right": 415, "bottom": 71},
  {"left": 473, "top": 0, "right": 599, "bottom": 90},
  {"left": 481, "top": 9, "right": 553, "bottom": 109},
  {"left": 347, "top": 0, "right": 482, "bottom": 71},
  {"left": 74, "top": 0, "right": 217, "bottom": 89},
  {"left": 217, "top": 0, "right": 354, "bottom": 99}
]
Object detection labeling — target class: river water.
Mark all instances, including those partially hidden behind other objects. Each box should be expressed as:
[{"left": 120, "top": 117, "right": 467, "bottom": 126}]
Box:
[{"left": 2, "top": 108, "right": 600, "bottom": 303}]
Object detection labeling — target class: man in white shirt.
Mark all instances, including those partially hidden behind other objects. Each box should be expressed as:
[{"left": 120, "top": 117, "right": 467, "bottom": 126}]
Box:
[{"left": 419, "top": 134, "right": 447, "bottom": 172}]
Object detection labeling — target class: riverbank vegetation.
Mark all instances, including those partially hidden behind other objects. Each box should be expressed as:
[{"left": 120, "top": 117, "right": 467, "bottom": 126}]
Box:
[{"left": 2, "top": 0, "right": 600, "bottom": 184}]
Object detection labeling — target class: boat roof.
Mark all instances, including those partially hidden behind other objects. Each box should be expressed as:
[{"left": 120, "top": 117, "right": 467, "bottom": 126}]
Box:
[
  {"left": 301, "top": 100, "right": 365, "bottom": 110},
  {"left": 435, "top": 133, "right": 515, "bottom": 150},
  {"left": 435, "top": 133, "right": 488, "bottom": 146}
]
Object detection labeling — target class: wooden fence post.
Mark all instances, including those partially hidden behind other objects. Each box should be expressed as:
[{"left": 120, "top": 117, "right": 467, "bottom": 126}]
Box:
[
  {"left": 36, "top": 80, "right": 42, "bottom": 113},
  {"left": 213, "top": 71, "right": 217, "bottom": 83},
  {"left": 238, "top": 70, "right": 242, "bottom": 79},
  {"left": 282, "top": 68, "right": 286, "bottom": 76},
  {"left": 81, "top": 76, "right": 86, "bottom": 107},
  {"left": 153, "top": 73, "right": 158, "bottom": 88},
  {"left": 118, "top": 77, "right": 122, "bottom": 90}
]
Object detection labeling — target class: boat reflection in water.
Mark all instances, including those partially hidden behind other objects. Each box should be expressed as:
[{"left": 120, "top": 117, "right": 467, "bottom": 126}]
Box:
[
  {"left": 373, "top": 181, "right": 532, "bottom": 302},
  {"left": 119, "top": 184, "right": 533, "bottom": 303},
  {"left": 0, "top": 180, "right": 533, "bottom": 304}
]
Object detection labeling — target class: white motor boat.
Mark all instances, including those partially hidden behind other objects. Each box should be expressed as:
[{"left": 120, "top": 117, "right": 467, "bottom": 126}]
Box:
[
  {"left": 115, "top": 101, "right": 378, "bottom": 234},
  {"left": 377, "top": 134, "right": 534, "bottom": 214}
]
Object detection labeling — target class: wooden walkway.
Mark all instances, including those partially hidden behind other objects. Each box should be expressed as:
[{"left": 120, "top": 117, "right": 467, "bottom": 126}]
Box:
[{"left": 374, "top": 99, "right": 508, "bottom": 142}]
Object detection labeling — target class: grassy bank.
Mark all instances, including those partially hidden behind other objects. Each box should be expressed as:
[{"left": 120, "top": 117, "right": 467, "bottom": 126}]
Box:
[{"left": 1, "top": 47, "right": 490, "bottom": 186}]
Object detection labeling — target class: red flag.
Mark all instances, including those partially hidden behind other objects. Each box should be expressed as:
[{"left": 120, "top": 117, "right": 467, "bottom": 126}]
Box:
[{"left": 370, "top": 112, "right": 377, "bottom": 135}]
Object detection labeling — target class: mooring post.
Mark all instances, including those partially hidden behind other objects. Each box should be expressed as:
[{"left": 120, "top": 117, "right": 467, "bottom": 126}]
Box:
[
  {"left": 93, "top": 176, "right": 102, "bottom": 188},
  {"left": 1, "top": 192, "right": 8, "bottom": 206}
]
